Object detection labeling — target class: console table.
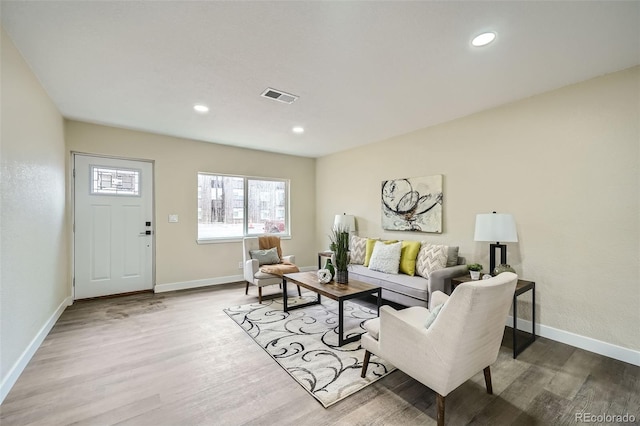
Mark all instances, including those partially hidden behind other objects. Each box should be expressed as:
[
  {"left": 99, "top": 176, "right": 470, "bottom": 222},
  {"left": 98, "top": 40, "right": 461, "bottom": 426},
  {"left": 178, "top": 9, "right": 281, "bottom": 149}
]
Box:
[{"left": 451, "top": 275, "right": 536, "bottom": 358}]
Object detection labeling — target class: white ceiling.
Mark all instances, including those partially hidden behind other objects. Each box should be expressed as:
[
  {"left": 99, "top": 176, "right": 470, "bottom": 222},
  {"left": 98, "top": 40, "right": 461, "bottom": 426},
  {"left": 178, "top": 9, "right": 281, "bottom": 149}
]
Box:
[{"left": 2, "top": 1, "right": 639, "bottom": 158}]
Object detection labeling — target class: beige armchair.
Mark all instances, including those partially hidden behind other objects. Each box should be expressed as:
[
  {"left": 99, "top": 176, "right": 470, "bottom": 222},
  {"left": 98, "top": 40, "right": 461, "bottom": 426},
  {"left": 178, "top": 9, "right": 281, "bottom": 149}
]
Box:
[
  {"left": 360, "top": 272, "right": 518, "bottom": 426},
  {"left": 243, "top": 236, "right": 300, "bottom": 303}
]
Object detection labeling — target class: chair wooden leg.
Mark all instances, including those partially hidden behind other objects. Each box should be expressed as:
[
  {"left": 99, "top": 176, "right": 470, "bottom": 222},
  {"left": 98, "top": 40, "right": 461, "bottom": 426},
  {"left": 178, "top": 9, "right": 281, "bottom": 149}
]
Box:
[
  {"left": 297, "top": 285, "right": 301, "bottom": 296},
  {"left": 483, "top": 366, "right": 493, "bottom": 394},
  {"left": 258, "top": 287, "right": 263, "bottom": 304},
  {"left": 245, "top": 281, "right": 249, "bottom": 295},
  {"left": 361, "top": 350, "right": 371, "bottom": 378},
  {"left": 436, "top": 394, "right": 445, "bottom": 426}
]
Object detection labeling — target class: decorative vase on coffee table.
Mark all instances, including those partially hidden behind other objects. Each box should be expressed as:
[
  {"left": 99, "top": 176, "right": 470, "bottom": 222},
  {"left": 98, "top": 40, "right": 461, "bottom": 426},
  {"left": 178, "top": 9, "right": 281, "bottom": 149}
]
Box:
[
  {"left": 324, "top": 258, "right": 335, "bottom": 280},
  {"left": 335, "top": 270, "right": 348, "bottom": 284},
  {"left": 470, "top": 271, "right": 481, "bottom": 280}
]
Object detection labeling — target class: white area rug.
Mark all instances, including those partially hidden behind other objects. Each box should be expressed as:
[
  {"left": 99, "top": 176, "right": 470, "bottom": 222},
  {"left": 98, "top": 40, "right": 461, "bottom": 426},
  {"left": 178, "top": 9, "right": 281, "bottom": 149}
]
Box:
[{"left": 223, "top": 294, "right": 395, "bottom": 407}]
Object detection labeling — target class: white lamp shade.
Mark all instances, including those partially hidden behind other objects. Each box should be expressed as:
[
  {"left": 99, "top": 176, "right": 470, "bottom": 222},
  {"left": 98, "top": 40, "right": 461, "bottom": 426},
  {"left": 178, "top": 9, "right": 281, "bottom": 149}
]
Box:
[
  {"left": 474, "top": 213, "right": 518, "bottom": 242},
  {"left": 334, "top": 214, "right": 356, "bottom": 233}
]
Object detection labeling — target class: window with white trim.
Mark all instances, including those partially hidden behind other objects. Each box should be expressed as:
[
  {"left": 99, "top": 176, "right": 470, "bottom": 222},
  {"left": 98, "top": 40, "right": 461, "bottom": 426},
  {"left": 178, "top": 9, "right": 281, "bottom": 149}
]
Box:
[{"left": 197, "top": 173, "right": 289, "bottom": 241}]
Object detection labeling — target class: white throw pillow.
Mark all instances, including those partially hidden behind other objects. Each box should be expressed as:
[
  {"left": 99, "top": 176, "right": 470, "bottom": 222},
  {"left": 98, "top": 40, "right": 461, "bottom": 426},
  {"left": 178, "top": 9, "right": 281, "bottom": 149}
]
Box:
[
  {"left": 368, "top": 241, "right": 402, "bottom": 274},
  {"left": 416, "top": 242, "right": 448, "bottom": 278}
]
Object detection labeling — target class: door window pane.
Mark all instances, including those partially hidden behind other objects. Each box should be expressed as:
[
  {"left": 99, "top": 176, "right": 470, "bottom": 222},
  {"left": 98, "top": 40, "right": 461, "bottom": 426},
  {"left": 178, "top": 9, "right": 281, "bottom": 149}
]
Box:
[{"left": 91, "top": 166, "right": 140, "bottom": 196}]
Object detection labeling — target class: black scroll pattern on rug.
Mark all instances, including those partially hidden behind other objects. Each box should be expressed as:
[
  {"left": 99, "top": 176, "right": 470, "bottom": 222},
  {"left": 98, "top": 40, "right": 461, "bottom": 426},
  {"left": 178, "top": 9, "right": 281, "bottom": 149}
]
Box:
[{"left": 224, "top": 295, "right": 395, "bottom": 407}]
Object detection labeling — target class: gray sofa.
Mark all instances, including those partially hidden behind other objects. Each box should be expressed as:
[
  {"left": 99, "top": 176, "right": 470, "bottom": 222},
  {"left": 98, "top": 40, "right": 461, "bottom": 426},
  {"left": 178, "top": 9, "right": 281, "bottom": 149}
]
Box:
[{"left": 348, "top": 253, "right": 467, "bottom": 308}]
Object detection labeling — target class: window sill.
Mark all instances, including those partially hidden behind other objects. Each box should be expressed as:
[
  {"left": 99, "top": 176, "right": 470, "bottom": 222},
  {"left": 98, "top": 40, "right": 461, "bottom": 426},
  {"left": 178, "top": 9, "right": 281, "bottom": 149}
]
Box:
[{"left": 197, "top": 235, "right": 291, "bottom": 245}]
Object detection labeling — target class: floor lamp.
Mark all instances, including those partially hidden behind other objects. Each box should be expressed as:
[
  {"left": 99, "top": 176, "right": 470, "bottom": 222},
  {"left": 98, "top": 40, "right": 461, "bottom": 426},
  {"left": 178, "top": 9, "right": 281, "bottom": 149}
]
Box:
[{"left": 474, "top": 212, "right": 518, "bottom": 275}]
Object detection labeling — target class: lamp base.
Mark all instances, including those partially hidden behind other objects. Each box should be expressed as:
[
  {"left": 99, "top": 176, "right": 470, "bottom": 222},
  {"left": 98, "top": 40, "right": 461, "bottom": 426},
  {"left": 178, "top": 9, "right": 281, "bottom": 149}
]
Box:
[{"left": 489, "top": 243, "right": 507, "bottom": 276}]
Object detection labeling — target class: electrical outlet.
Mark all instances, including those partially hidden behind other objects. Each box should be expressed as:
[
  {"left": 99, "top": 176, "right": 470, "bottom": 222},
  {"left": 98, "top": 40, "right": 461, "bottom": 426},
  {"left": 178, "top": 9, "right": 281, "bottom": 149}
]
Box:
[{"left": 238, "top": 261, "right": 243, "bottom": 269}]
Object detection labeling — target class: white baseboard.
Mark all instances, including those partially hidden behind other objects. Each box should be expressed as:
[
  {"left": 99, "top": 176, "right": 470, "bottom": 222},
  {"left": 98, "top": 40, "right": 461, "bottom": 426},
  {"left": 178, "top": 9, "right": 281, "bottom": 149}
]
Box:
[
  {"left": 153, "top": 265, "right": 317, "bottom": 293},
  {"left": 506, "top": 315, "right": 640, "bottom": 367},
  {"left": 0, "top": 296, "right": 73, "bottom": 404},
  {"left": 154, "top": 275, "right": 243, "bottom": 293}
]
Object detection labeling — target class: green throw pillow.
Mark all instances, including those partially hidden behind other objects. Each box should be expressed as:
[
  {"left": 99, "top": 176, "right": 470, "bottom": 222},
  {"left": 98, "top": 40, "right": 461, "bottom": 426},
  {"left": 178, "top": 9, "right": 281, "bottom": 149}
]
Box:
[
  {"left": 399, "top": 240, "right": 421, "bottom": 276},
  {"left": 425, "top": 303, "right": 444, "bottom": 329},
  {"left": 249, "top": 247, "right": 280, "bottom": 265}
]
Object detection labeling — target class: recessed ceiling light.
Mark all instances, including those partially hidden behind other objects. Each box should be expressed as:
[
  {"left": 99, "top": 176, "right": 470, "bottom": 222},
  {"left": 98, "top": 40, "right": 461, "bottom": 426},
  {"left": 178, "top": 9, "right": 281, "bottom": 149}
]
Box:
[
  {"left": 471, "top": 32, "right": 496, "bottom": 47},
  {"left": 292, "top": 126, "right": 304, "bottom": 134},
  {"left": 193, "top": 104, "right": 209, "bottom": 113}
]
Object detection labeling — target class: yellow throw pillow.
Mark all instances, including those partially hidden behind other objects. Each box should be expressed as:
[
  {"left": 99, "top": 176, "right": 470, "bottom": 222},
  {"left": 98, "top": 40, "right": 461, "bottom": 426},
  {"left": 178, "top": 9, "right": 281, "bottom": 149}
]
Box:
[
  {"left": 364, "top": 238, "right": 399, "bottom": 266},
  {"left": 364, "top": 238, "right": 378, "bottom": 267},
  {"left": 399, "top": 240, "right": 421, "bottom": 276}
]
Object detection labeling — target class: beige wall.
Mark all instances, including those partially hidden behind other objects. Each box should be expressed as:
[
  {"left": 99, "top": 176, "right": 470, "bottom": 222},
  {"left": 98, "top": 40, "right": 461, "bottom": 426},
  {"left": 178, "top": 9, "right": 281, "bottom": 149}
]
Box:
[
  {"left": 1, "top": 29, "right": 69, "bottom": 381},
  {"left": 317, "top": 67, "right": 640, "bottom": 351},
  {"left": 65, "top": 122, "right": 317, "bottom": 286}
]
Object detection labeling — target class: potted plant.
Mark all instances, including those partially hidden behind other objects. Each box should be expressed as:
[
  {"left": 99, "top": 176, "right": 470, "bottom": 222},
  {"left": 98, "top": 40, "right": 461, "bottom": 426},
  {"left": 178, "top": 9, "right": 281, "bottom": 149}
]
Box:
[
  {"left": 329, "top": 225, "right": 350, "bottom": 283},
  {"left": 467, "top": 263, "right": 483, "bottom": 280}
]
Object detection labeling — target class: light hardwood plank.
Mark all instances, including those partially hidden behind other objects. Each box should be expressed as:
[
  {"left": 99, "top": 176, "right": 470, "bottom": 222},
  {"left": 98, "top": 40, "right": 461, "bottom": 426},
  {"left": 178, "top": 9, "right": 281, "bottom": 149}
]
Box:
[{"left": 1, "top": 283, "right": 638, "bottom": 426}]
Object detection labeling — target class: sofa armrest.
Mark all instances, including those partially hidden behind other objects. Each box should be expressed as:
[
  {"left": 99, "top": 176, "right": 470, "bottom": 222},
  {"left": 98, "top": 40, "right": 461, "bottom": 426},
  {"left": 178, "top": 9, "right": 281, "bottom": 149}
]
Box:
[
  {"left": 428, "top": 264, "right": 468, "bottom": 295},
  {"left": 244, "top": 258, "right": 259, "bottom": 282},
  {"left": 282, "top": 255, "right": 295, "bottom": 264}
]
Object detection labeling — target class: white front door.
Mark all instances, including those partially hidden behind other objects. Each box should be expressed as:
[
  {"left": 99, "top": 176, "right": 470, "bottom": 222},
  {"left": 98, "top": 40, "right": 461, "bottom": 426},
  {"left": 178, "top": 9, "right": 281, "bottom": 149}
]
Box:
[{"left": 74, "top": 154, "right": 154, "bottom": 299}]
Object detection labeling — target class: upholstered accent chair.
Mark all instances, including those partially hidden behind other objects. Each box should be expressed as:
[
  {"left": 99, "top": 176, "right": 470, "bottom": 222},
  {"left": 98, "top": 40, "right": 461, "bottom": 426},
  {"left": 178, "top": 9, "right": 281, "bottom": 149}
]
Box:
[
  {"left": 243, "top": 236, "right": 300, "bottom": 303},
  {"left": 360, "top": 272, "right": 518, "bottom": 426}
]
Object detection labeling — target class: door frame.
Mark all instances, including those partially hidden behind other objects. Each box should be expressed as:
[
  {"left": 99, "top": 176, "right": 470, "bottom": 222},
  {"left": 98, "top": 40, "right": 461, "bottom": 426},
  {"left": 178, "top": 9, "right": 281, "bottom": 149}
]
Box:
[{"left": 71, "top": 151, "right": 156, "bottom": 300}]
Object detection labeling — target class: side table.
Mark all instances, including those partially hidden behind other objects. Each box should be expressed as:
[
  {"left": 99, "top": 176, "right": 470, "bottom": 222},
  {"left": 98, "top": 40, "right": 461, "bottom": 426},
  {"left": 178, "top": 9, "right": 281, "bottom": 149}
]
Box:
[
  {"left": 318, "top": 251, "right": 333, "bottom": 269},
  {"left": 450, "top": 274, "right": 536, "bottom": 358}
]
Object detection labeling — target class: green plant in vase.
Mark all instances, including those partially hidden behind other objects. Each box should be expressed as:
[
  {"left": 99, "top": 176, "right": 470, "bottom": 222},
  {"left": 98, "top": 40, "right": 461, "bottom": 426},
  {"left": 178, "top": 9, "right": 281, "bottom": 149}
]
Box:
[
  {"left": 467, "top": 263, "right": 483, "bottom": 272},
  {"left": 329, "top": 225, "right": 350, "bottom": 283},
  {"left": 467, "top": 263, "right": 483, "bottom": 280}
]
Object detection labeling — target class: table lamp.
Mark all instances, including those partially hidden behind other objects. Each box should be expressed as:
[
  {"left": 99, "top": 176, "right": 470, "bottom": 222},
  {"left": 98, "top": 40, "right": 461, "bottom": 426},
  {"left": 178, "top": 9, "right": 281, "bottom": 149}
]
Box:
[
  {"left": 474, "top": 212, "right": 518, "bottom": 275},
  {"left": 334, "top": 213, "right": 356, "bottom": 235}
]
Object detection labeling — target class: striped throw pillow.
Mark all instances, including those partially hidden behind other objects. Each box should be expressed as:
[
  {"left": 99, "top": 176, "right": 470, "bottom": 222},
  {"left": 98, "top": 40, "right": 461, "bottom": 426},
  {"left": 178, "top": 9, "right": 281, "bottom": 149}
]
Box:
[
  {"left": 416, "top": 242, "right": 448, "bottom": 278},
  {"left": 349, "top": 235, "right": 367, "bottom": 265}
]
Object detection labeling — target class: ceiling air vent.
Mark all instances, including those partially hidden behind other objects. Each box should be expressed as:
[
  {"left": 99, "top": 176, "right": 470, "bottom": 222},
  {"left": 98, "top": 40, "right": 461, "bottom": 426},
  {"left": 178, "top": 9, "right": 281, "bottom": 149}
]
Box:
[{"left": 260, "top": 88, "right": 299, "bottom": 104}]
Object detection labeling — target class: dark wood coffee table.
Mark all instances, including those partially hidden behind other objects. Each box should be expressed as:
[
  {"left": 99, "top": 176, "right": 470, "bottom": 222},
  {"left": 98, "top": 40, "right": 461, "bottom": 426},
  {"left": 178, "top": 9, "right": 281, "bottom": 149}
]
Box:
[{"left": 282, "top": 271, "right": 382, "bottom": 346}]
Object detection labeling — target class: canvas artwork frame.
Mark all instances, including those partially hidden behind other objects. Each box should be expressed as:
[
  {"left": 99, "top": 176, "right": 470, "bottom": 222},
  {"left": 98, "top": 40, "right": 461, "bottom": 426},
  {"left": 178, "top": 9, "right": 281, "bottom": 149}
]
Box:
[{"left": 381, "top": 174, "right": 443, "bottom": 233}]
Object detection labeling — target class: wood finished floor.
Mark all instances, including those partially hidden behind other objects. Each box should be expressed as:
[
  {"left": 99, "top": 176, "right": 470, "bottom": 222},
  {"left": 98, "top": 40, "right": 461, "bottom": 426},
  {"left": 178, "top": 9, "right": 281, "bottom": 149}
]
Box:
[{"left": 2, "top": 283, "right": 639, "bottom": 426}]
